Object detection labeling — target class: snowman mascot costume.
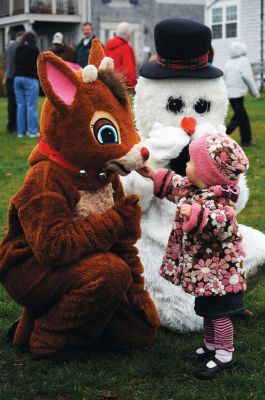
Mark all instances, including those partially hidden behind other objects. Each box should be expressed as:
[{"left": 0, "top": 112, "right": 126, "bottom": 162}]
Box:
[{"left": 123, "top": 18, "right": 265, "bottom": 332}]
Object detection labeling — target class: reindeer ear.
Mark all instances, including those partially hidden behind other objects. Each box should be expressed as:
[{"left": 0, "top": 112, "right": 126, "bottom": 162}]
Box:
[
  {"left": 37, "top": 51, "right": 79, "bottom": 110},
  {"left": 88, "top": 38, "right": 105, "bottom": 68},
  {"left": 99, "top": 57, "right": 114, "bottom": 72}
]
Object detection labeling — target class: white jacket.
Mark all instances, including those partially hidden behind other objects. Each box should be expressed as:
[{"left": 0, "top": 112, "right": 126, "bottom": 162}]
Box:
[{"left": 224, "top": 41, "right": 259, "bottom": 99}]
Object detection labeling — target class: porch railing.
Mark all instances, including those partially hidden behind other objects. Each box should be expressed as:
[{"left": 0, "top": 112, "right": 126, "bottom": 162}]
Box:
[
  {"left": 29, "top": 0, "right": 53, "bottom": 14},
  {"left": 0, "top": 0, "right": 79, "bottom": 17}
]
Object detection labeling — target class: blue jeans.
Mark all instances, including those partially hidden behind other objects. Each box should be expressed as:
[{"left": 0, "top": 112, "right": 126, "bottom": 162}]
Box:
[{"left": 14, "top": 76, "right": 39, "bottom": 135}]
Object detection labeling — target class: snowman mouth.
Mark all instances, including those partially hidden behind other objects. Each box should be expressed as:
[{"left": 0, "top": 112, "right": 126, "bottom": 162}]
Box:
[{"left": 169, "top": 144, "right": 190, "bottom": 176}]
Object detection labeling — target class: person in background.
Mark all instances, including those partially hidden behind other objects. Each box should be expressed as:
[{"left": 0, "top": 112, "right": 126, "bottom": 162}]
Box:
[
  {"left": 140, "top": 46, "right": 152, "bottom": 67},
  {"left": 75, "top": 22, "right": 96, "bottom": 68},
  {"left": 224, "top": 41, "right": 260, "bottom": 147},
  {"left": 4, "top": 31, "right": 24, "bottom": 134},
  {"left": 208, "top": 44, "right": 214, "bottom": 65},
  {"left": 51, "top": 32, "right": 76, "bottom": 63},
  {"left": 14, "top": 31, "right": 40, "bottom": 138},
  {"left": 104, "top": 22, "right": 137, "bottom": 92}
]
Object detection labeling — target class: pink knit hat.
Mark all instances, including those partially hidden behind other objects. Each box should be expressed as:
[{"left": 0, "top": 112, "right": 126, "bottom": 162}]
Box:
[{"left": 189, "top": 134, "right": 249, "bottom": 186}]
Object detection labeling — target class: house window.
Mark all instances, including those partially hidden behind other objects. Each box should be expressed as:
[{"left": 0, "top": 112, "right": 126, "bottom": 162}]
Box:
[
  {"left": 226, "top": 5, "right": 237, "bottom": 20},
  {"left": 211, "top": 4, "right": 238, "bottom": 40},
  {"left": 226, "top": 23, "right": 237, "bottom": 37},
  {"left": 212, "top": 24, "right": 222, "bottom": 39},
  {"left": 56, "top": 0, "right": 78, "bottom": 14},
  {"left": 212, "top": 7, "right": 222, "bottom": 23},
  {"left": 226, "top": 5, "right": 237, "bottom": 38},
  {"left": 13, "top": 0, "right": 24, "bottom": 14},
  {"left": 30, "top": 0, "right": 52, "bottom": 14},
  {"left": 212, "top": 7, "right": 222, "bottom": 39}
]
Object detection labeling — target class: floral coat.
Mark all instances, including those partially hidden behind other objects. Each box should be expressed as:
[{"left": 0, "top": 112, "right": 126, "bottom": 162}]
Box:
[{"left": 154, "top": 169, "right": 246, "bottom": 297}]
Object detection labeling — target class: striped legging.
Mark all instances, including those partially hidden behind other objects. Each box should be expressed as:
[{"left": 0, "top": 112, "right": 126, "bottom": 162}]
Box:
[{"left": 204, "top": 316, "right": 234, "bottom": 352}]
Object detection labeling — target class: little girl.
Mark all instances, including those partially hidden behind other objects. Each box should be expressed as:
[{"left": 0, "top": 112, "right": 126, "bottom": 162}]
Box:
[{"left": 138, "top": 133, "right": 249, "bottom": 380}]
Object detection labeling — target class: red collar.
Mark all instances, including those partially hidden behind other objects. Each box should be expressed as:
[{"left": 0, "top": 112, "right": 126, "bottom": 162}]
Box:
[{"left": 38, "top": 138, "right": 83, "bottom": 175}]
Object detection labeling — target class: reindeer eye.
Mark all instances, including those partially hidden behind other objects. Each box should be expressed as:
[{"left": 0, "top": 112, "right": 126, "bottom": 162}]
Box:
[
  {"left": 92, "top": 118, "right": 119, "bottom": 144},
  {"left": 166, "top": 96, "right": 184, "bottom": 114},
  {"left": 194, "top": 99, "right": 211, "bottom": 114}
]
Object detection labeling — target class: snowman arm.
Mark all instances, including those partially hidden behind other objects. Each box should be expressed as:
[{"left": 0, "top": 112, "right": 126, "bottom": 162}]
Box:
[
  {"left": 236, "top": 174, "right": 249, "bottom": 214},
  {"left": 145, "top": 124, "right": 190, "bottom": 169},
  {"left": 122, "top": 171, "right": 155, "bottom": 211}
]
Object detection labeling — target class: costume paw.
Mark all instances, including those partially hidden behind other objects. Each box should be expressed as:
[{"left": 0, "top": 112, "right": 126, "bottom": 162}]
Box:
[
  {"left": 113, "top": 195, "right": 142, "bottom": 241},
  {"left": 127, "top": 288, "right": 160, "bottom": 327}
]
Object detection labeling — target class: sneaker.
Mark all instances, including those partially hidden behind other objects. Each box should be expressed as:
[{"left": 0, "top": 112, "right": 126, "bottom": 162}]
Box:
[
  {"left": 184, "top": 345, "right": 215, "bottom": 363},
  {"left": 27, "top": 132, "right": 40, "bottom": 138},
  {"left": 241, "top": 142, "right": 256, "bottom": 148},
  {"left": 17, "top": 133, "right": 24, "bottom": 138},
  {"left": 193, "top": 357, "right": 236, "bottom": 380}
]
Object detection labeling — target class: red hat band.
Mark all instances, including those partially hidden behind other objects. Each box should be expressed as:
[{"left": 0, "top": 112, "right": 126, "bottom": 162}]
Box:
[{"left": 157, "top": 51, "right": 209, "bottom": 71}]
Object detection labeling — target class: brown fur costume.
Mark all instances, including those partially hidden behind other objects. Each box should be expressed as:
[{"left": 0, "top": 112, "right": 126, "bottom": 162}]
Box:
[{"left": 0, "top": 40, "right": 159, "bottom": 360}]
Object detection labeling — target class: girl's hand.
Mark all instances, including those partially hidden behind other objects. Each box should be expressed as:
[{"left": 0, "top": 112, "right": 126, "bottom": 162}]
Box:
[
  {"left": 180, "top": 204, "right": 192, "bottom": 218},
  {"left": 136, "top": 164, "right": 157, "bottom": 180}
]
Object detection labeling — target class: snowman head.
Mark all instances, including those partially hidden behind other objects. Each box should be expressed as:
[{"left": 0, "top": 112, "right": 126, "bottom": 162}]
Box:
[
  {"left": 134, "top": 18, "right": 228, "bottom": 175},
  {"left": 134, "top": 76, "right": 228, "bottom": 138}
]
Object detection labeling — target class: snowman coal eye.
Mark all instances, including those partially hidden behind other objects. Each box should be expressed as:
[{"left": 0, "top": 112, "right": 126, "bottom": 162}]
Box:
[
  {"left": 166, "top": 96, "right": 184, "bottom": 114},
  {"left": 194, "top": 99, "right": 211, "bottom": 114}
]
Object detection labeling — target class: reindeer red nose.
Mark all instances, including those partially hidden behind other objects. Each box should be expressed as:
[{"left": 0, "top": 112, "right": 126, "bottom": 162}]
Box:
[
  {"left": 141, "top": 146, "right": 150, "bottom": 161},
  {"left": 181, "top": 117, "right": 196, "bottom": 135}
]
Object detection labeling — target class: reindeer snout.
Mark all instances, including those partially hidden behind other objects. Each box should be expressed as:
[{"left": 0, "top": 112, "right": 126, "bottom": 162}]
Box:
[
  {"left": 181, "top": 117, "right": 196, "bottom": 135},
  {"left": 141, "top": 146, "right": 150, "bottom": 161}
]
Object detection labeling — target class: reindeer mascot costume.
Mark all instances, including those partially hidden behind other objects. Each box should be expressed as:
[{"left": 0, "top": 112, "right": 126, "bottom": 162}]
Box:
[{"left": 0, "top": 40, "right": 159, "bottom": 361}]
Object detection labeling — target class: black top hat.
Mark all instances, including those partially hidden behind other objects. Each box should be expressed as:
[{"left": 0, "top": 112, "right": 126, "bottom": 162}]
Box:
[{"left": 140, "top": 18, "right": 223, "bottom": 79}]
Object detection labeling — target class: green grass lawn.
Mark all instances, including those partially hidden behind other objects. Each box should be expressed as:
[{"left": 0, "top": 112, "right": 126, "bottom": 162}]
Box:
[{"left": 0, "top": 96, "right": 265, "bottom": 400}]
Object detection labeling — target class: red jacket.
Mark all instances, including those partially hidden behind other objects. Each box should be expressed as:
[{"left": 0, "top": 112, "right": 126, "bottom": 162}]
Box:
[{"left": 104, "top": 36, "right": 137, "bottom": 90}]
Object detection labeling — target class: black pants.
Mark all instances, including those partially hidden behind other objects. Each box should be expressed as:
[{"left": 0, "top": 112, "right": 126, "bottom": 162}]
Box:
[
  {"left": 5, "top": 78, "right": 17, "bottom": 133},
  {"left": 226, "top": 97, "right": 252, "bottom": 144}
]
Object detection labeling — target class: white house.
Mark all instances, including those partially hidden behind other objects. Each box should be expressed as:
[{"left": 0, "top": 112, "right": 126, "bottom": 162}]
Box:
[
  {"left": 205, "top": 0, "right": 264, "bottom": 85},
  {"left": 0, "top": 0, "right": 92, "bottom": 54},
  {"left": 0, "top": 0, "right": 206, "bottom": 64},
  {"left": 1, "top": 0, "right": 263, "bottom": 88}
]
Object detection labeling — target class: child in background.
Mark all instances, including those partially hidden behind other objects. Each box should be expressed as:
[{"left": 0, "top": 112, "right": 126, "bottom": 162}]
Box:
[{"left": 137, "top": 133, "right": 249, "bottom": 379}]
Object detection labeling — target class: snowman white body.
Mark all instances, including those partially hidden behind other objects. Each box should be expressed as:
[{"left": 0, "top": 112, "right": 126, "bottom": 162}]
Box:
[{"left": 123, "top": 77, "right": 265, "bottom": 331}]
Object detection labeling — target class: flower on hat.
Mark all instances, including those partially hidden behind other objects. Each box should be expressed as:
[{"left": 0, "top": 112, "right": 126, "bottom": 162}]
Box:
[{"left": 206, "top": 135, "right": 249, "bottom": 182}]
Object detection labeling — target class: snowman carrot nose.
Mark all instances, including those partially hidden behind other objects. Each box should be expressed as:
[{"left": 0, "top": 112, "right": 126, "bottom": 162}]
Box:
[{"left": 181, "top": 117, "right": 196, "bottom": 135}]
